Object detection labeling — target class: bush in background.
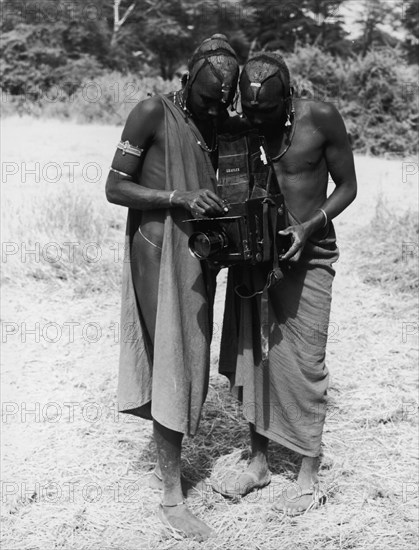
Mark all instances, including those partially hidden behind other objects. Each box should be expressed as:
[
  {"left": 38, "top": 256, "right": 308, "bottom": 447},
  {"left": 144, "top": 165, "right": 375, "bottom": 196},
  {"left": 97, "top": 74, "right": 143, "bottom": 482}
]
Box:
[
  {"left": 3, "top": 46, "right": 417, "bottom": 156},
  {"left": 288, "top": 45, "right": 418, "bottom": 156},
  {"left": 2, "top": 72, "right": 177, "bottom": 124}
]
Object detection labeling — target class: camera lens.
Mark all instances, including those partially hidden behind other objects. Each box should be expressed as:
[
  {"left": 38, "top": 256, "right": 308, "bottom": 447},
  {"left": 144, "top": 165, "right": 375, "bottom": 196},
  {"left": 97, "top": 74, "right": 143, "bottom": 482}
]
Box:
[{"left": 188, "top": 231, "right": 228, "bottom": 259}]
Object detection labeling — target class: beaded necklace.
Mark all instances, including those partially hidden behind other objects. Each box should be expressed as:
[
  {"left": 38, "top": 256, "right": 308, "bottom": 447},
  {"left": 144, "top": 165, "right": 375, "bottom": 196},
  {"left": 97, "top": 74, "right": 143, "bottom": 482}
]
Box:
[
  {"left": 173, "top": 90, "right": 218, "bottom": 154},
  {"left": 271, "top": 100, "right": 296, "bottom": 162}
]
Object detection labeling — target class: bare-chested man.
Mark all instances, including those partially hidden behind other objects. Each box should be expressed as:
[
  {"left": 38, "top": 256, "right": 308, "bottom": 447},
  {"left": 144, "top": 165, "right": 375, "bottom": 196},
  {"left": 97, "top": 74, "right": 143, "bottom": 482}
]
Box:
[
  {"left": 105, "top": 35, "right": 239, "bottom": 540},
  {"left": 214, "top": 52, "right": 357, "bottom": 515}
]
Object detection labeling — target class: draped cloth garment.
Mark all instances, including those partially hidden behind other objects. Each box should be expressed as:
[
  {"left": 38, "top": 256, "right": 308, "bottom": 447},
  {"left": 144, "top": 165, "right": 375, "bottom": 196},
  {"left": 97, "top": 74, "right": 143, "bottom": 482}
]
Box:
[
  {"left": 117, "top": 95, "right": 217, "bottom": 436},
  {"left": 219, "top": 213, "right": 339, "bottom": 456}
]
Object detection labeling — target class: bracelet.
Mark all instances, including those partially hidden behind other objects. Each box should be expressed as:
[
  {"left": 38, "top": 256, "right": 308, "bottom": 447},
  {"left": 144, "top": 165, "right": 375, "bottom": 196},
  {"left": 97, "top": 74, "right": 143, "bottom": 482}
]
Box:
[
  {"left": 109, "top": 167, "right": 132, "bottom": 178},
  {"left": 169, "top": 190, "right": 177, "bottom": 206},
  {"left": 315, "top": 208, "right": 328, "bottom": 228}
]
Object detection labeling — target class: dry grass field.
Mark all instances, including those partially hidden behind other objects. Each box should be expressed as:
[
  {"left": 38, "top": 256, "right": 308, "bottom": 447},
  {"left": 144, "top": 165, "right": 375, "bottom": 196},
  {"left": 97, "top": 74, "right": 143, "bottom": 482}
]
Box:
[{"left": 1, "top": 116, "right": 418, "bottom": 550}]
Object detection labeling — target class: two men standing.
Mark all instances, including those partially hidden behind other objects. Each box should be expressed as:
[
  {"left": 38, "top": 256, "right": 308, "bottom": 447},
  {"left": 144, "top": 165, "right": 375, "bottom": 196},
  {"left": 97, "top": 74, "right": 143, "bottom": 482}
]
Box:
[{"left": 106, "top": 40, "right": 357, "bottom": 539}]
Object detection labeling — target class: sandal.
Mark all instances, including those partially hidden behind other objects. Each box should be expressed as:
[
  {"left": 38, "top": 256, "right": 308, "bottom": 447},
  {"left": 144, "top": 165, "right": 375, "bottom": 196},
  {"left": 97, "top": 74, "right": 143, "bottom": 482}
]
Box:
[
  {"left": 211, "top": 469, "right": 272, "bottom": 498},
  {"left": 273, "top": 482, "right": 327, "bottom": 516}
]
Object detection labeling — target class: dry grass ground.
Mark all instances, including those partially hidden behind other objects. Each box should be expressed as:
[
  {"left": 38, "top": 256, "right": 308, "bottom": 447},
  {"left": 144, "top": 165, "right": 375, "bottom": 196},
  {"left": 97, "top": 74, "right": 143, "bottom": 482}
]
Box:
[{"left": 1, "top": 116, "right": 418, "bottom": 550}]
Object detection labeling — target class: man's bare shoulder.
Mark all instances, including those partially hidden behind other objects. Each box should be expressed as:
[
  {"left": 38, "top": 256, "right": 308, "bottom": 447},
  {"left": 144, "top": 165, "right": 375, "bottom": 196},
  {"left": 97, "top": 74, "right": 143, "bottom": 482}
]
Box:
[
  {"left": 296, "top": 99, "right": 347, "bottom": 143},
  {"left": 295, "top": 98, "right": 341, "bottom": 122},
  {"left": 122, "top": 95, "right": 165, "bottom": 144},
  {"left": 126, "top": 95, "right": 165, "bottom": 124}
]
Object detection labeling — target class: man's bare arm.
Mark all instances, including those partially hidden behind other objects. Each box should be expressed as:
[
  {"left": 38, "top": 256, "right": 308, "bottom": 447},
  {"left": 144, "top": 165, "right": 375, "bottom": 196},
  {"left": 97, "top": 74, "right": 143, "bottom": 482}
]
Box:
[
  {"left": 279, "top": 103, "right": 357, "bottom": 262},
  {"left": 314, "top": 102, "right": 357, "bottom": 220},
  {"left": 105, "top": 97, "right": 225, "bottom": 215},
  {"left": 105, "top": 97, "right": 167, "bottom": 209}
]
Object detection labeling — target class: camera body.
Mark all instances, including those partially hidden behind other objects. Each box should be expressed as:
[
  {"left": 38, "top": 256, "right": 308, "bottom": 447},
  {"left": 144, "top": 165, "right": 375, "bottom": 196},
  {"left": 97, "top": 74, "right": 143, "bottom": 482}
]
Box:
[
  {"left": 186, "top": 130, "right": 290, "bottom": 268},
  {"left": 187, "top": 195, "right": 288, "bottom": 267}
]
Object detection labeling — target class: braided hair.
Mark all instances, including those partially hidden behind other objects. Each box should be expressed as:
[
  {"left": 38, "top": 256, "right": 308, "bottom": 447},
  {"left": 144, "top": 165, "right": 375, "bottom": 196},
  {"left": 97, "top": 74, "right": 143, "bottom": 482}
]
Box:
[
  {"left": 185, "top": 34, "right": 239, "bottom": 105},
  {"left": 240, "top": 51, "right": 291, "bottom": 103}
]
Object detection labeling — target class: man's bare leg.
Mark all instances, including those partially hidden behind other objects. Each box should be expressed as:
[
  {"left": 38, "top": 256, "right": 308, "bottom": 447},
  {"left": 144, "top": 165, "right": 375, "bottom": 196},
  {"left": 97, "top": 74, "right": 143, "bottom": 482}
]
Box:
[
  {"left": 149, "top": 454, "right": 195, "bottom": 495},
  {"left": 246, "top": 423, "right": 270, "bottom": 481},
  {"left": 249, "top": 425, "right": 323, "bottom": 514},
  {"left": 149, "top": 462, "right": 194, "bottom": 494},
  {"left": 153, "top": 420, "right": 214, "bottom": 540}
]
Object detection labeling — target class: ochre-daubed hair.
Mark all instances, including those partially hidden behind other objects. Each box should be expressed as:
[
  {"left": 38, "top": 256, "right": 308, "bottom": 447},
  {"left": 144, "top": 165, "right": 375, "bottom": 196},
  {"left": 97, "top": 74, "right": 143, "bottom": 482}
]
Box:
[
  {"left": 187, "top": 34, "right": 239, "bottom": 102},
  {"left": 241, "top": 51, "right": 291, "bottom": 97}
]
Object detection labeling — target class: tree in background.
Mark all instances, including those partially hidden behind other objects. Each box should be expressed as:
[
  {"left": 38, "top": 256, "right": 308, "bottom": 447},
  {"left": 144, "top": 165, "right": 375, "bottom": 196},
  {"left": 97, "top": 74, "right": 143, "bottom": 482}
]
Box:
[
  {"left": 352, "top": 0, "right": 405, "bottom": 56},
  {"left": 403, "top": 0, "right": 419, "bottom": 63},
  {"left": 0, "top": 0, "right": 112, "bottom": 97},
  {"left": 1, "top": 0, "right": 416, "bottom": 99},
  {"left": 111, "top": 0, "right": 136, "bottom": 47},
  {"left": 239, "top": 0, "right": 350, "bottom": 56},
  {"left": 0, "top": 0, "right": 352, "bottom": 96},
  {"left": 135, "top": 1, "right": 192, "bottom": 79}
]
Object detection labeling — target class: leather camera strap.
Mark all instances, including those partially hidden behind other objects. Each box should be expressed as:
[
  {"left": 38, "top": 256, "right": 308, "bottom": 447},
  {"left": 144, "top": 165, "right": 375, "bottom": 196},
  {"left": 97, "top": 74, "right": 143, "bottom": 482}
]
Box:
[
  {"left": 260, "top": 138, "right": 287, "bottom": 366},
  {"left": 233, "top": 199, "right": 284, "bottom": 366},
  {"left": 234, "top": 135, "right": 288, "bottom": 367}
]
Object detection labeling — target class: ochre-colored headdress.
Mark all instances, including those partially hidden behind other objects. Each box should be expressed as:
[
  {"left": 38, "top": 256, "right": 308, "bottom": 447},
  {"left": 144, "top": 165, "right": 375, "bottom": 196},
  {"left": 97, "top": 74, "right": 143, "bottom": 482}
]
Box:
[
  {"left": 240, "top": 51, "right": 291, "bottom": 106},
  {"left": 186, "top": 34, "right": 239, "bottom": 104}
]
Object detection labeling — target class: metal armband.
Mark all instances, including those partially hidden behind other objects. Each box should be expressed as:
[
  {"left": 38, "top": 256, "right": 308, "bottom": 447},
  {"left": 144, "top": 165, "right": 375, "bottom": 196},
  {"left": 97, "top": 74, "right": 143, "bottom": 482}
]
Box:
[
  {"left": 109, "top": 167, "right": 133, "bottom": 179},
  {"left": 116, "top": 140, "right": 144, "bottom": 158}
]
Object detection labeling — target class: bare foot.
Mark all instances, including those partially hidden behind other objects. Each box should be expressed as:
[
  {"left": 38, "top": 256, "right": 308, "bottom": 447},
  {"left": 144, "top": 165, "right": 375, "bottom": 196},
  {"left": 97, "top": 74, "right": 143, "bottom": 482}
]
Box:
[
  {"left": 273, "top": 481, "right": 326, "bottom": 516},
  {"left": 158, "top": 503, "right": 214, "bottom": 541}
]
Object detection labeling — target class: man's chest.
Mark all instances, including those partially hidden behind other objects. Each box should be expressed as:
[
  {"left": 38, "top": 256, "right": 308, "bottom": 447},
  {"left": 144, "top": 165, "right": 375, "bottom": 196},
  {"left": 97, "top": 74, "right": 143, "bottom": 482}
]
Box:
[{"left": 271, "top": 124, "right": 325, "bottom": 176}]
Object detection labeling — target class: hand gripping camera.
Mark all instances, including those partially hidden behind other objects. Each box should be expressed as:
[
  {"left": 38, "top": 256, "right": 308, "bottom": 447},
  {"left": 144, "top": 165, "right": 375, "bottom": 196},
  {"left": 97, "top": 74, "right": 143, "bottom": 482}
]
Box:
[{"left": 187, "top": 131, "right": 290, "bottom": 268}]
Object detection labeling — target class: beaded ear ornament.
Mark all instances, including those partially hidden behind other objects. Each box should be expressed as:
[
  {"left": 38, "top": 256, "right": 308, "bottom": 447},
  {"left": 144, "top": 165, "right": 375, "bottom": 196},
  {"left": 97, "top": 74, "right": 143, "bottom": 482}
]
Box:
[
  {"left": 246, "top": 72, "right": 295, "bottom": 129},
  {"left": 173, "top": 49, "right": 239, "bottom": 154}
]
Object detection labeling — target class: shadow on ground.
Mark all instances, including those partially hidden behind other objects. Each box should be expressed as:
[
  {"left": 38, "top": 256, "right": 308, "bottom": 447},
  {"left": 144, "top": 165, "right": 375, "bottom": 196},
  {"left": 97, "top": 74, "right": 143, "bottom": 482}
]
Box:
[{"left": 134, "top": 374, "right": 302, "bottom": 488}]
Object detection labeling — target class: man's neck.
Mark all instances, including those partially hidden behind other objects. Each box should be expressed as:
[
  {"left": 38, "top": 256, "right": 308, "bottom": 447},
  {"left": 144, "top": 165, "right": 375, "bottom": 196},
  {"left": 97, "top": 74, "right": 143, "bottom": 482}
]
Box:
[{"left": 194, "top": 119, "right": 218, "bottom": 151}]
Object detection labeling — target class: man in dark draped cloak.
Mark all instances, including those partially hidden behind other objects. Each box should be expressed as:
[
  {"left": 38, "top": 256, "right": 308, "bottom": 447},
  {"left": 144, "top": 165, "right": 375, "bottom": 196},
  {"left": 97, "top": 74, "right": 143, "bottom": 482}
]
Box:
[{"left": 106, "top": 35, "right": 239, "bottom": 540}]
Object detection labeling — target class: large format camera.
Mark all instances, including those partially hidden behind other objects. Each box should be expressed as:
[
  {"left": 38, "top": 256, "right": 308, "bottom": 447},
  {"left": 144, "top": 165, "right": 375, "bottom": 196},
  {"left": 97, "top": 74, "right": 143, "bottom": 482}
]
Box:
[{"left": 187, "top": 131, "right": 290, "bottom": 267}]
